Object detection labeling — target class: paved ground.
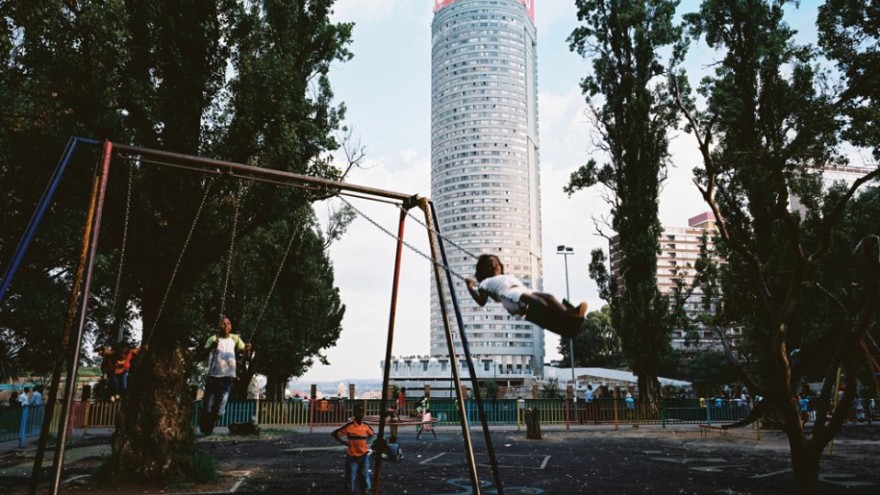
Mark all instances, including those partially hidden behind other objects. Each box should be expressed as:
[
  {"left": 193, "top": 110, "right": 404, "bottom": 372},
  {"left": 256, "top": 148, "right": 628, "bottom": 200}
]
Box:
[{"left": 1, "top": 423, "right": 878, "bottom": 494}]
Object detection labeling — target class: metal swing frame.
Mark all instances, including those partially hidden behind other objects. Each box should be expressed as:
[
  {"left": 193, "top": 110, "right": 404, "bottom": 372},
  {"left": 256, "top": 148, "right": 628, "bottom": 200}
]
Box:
[{"left": 2, "top": 138, "right": 505, "bottom": 495}]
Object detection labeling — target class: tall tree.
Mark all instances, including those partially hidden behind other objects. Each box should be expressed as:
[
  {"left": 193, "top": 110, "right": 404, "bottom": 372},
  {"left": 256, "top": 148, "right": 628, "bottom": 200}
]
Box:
[
  {"left": 817, "top": 0, "right": 880, "bottom": 158},
  {"left": 0, "top": 0, "right": 354, "bottom": 481},
  {"left": 567, "top": 0, "right": 682, "bottom": 409},
  {"left": 672, "top": 1, "right": 880, "bottom": 492},
  {"left": 557, "top": 305, "right": 623, "bottom": 367}
]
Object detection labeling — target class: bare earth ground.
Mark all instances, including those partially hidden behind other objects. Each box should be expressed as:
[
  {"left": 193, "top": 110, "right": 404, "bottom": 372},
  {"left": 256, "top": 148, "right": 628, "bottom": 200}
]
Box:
[{"left": 1, "top": 423, "right": 878, "bottom": 494}]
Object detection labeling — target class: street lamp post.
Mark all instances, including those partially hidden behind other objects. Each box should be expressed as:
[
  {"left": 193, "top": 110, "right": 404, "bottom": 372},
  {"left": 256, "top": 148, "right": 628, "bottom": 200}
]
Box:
[{"left": 556, "top": 245, "right": 576, "bottom": 386}]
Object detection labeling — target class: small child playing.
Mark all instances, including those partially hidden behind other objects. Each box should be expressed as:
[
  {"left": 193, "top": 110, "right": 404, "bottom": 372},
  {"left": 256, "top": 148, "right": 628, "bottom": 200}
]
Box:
[
  {"left": 332, "top": 404, "right": 375, "bottom": 494},
  {"left": 100, "top": 342, "right": 147, "bottom": 402},
  {"left": 466, "top": 254, "right": 587, "bottom": 339}
]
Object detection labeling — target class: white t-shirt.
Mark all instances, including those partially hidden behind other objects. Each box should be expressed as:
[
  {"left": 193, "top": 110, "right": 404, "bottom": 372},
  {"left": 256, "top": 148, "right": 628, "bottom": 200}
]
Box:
[
  {"left": 207, "top": 335, "right": 243, "bottom": 378},
  {"left": 18, "top": 393, "right": 28, "bottom": 407},
  {"left": 478, "top": 274, "right": 533, "bottom": 314}
]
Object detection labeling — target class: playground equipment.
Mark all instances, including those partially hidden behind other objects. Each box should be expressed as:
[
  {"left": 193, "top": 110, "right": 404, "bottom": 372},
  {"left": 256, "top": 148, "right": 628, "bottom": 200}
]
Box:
[{"left": 0, "top": 138, "right": 507, "bottom": 495}]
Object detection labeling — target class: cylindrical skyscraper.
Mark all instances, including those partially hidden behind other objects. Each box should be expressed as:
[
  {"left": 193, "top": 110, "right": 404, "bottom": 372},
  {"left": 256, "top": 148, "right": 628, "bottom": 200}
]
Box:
[{"left": 430, "top": 0, "right": 544, "bottom": 378}]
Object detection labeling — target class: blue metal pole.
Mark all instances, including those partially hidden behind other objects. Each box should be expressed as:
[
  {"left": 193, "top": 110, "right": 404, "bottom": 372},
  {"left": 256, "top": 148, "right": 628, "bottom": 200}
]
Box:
[
  {"left": 18, "top": 406, "right": 28, "bottom": 448},
  {"left": 429, "top": 201, "right": 504, "bottom": 495},
  {"left": 0, "top": 137, "right": 101, "bottom": 304}
]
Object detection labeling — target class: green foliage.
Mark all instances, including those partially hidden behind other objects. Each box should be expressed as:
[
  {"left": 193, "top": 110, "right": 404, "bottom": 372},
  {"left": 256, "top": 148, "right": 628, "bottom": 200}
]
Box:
[
  {"left": 568, "top": 0, "right": 683, "bottom": 406},
  {"left": 182, "top": 450, "right": 219, "bottom": 484},
  {"left": 679, "top": 350, "right": 737, "bottom": 396},
  {"left": 483, "top": 379, "right": 499, "bottom": 399},
  {"left": 817, "top": 0, "right": 880, "bottom": 157},
  {"left": 540, "top": 377, "right": 563, "bottom": 399},
  {"left": 0, "top": 332, "right": 21, "bottom": 379},
  {"left": 672, "top": 1, "right": 880, "bottom": 491},
  {"left": 0, "top": 0, "right": 354, "bottom": 480},
  {"left": 557, "top": 305, "right": 624, "bottom": 368}
]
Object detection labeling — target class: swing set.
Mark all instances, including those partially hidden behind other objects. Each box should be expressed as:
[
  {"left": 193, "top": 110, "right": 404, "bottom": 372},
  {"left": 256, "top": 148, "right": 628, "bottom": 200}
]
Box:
[{"left": 0, "top": 137, "right": 515, "bottom": 495}]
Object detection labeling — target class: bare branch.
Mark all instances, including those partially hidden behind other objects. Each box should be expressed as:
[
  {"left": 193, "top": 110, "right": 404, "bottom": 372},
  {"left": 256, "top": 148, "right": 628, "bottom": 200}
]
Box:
[
  {"left": 592, "top": 215, "right": 614, "bottom": 241},
  {"left": 714, "top": 327, "right": 768, "bottom": 396}
]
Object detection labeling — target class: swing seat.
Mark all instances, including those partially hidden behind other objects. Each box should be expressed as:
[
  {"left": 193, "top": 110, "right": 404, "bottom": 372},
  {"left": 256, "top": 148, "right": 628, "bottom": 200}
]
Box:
[{"left": 525, "top": 303, "right": 584, "bottom": 339}]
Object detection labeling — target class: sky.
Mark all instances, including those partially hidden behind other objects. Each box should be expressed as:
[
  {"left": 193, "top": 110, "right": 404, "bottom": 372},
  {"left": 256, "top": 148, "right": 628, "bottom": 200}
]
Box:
[{"left": 297, "top": 0, "right": 824, "bottom": 383}]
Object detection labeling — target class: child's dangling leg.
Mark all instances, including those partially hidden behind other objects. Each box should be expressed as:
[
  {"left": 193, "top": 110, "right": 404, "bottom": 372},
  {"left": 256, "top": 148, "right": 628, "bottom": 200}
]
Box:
[{"left": 523, "top": 295, "right": 587, "bottom": 339}]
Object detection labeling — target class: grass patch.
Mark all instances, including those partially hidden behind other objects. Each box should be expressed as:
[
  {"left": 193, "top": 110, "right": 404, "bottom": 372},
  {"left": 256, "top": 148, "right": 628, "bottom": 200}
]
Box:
[{"left": 184, "top": 449, "right": 218, "bottom": 483}]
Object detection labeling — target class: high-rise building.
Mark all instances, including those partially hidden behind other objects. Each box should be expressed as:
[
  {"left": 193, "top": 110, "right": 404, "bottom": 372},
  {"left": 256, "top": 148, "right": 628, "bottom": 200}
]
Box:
[
  {"left": 429, "top": 0, "right": 544, "bottom": 378},
  {"left": 609, "top": 212, "right": 734, "bottom": 350},
  {"left": 790, "top": 163, "right": 876, "bottom": 215}
]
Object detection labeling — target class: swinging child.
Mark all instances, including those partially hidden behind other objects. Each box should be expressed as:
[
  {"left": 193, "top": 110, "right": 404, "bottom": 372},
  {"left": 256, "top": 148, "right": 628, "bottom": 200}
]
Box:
[{"left": 466, "top": 254, "right": 587, "bottom": 339}]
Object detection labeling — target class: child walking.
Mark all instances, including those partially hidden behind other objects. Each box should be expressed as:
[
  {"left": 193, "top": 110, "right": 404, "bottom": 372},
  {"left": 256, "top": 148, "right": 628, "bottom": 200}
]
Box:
[
  {"left": 332, "top": 404, "right": 375, "bottom": 495},
  {"left": 466, "top": 254, "right": 587, "bottom": 339}
]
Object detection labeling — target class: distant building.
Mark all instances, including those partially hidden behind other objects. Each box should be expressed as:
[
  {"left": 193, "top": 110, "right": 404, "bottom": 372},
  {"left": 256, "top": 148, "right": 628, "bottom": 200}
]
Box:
[
  {"left": 543, "top": 366, "right": 691, "bottom": 390},
  {"left": 429, "top": 0, "right": 545, "bottom": 379},
  {"left": 790, "top": 163, "right": 877, "bottom": 215},
  {"left": 609, "top": 212, "right": 740, "bottom": 351},
  {"left": 381, "top": 354, "right": 534, "bottom": 398}
]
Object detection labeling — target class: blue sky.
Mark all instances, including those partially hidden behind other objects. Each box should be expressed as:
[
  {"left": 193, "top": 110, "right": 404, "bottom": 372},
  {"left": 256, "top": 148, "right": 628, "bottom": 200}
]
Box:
[{"left": 299, "top": 0, "right": 825, "bottom": 383}]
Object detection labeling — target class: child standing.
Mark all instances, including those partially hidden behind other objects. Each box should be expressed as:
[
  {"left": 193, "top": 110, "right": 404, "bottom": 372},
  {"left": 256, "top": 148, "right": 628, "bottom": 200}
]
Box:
[
  {"left": 466, "top": 254, "right": 587, "bottom": 338},
  {"left": 332, "top": 404, "right": 375, "bottom": 495}
]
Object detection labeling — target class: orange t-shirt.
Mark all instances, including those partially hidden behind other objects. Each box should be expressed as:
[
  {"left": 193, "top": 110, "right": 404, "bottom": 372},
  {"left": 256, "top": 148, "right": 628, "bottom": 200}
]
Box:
[{"left": 333, "top": 420, "right": 374, "bottom": 457}]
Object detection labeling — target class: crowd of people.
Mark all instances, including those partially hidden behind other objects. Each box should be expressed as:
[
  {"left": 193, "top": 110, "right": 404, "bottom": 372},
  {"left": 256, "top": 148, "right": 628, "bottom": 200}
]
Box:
[{"left": 6, "top": 385, "right": 44, "bottom": 409}]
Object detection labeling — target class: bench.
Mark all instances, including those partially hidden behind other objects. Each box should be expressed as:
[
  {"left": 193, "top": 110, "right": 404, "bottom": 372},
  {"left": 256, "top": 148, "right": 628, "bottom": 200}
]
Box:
[{"left": 698, "top": 424, "right": 727, "bottom": 438}]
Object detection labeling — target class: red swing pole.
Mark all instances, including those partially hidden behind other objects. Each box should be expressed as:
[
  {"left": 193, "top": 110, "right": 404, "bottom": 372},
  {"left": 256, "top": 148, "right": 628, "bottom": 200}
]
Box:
[
  {"left": 372, "top": 207, "right": 409, "bottom": 495},
  {"left": 418, "top": 198, "right": 482, "bottom": 495},
  {"left": 28, "top": 168, "right": 103, "bottom": 495},
  {"left": 49, "top": 140, "right": 114, "bottom": 495}
]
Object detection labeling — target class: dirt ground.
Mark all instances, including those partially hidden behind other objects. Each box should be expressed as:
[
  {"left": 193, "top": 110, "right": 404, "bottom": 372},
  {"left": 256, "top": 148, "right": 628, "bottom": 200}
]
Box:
[{"left": 1, "top": 423, "right": 878, "bottom": 494}]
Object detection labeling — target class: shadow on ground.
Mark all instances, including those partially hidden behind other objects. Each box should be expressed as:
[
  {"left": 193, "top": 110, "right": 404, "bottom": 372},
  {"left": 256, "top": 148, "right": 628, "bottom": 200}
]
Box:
[{"left": 1, "top": 424, "right": 878, "bottom": 494}]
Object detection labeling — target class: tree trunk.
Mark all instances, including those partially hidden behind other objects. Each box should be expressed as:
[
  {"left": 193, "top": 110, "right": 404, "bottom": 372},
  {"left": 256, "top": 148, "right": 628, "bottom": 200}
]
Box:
[
  {"left": 787, "top": 433, "right": 821, "bottom": 495},
  {"left": 265, "top": 375, "right": 286, "bottom": 401},
  {"left": 232, "top": 364, "right": 256, "bottom": 400},
  {"left": 109, "top": 345, "right": 197, "bottom": 480},
  {"left": 637, "top": 374, "right": 662, "bottom": 416}
]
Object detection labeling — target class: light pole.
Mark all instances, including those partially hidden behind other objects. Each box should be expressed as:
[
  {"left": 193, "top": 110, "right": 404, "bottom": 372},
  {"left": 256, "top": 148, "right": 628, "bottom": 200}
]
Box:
[{"left": 556, "top": 245, "right": 576, "bottom": 386}]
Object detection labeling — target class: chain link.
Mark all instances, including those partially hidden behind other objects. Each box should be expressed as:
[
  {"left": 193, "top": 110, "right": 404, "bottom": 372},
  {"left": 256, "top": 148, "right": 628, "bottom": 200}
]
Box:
[
  {"left": 338, "top": 196, "right": 470, "bottom": 283},
  {"left": 219, "top": 182, "right": 243, "bottom": 322},
  {"left": 249, "top": 225, "right": 301, "bottom": 342},
  {"left": 110, "top": 164, "right": 134, "bottom": 342},
  {"left": 394, "top": 204, "right": 481, "bottom": 262},
  {"left": 391, "top": 201, "right": 543, "bottom": 263},
  {"left": 144, "top": 179, "right": 214, "bottom": 346}
]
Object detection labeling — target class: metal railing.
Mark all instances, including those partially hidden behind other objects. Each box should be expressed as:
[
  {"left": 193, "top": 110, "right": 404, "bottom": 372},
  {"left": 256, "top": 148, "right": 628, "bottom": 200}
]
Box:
[{"left": 5, "top": 397, "right": 874, "bottom": 440}]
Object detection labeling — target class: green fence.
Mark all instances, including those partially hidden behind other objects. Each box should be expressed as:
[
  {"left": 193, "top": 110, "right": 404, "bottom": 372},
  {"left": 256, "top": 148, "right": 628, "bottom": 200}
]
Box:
[
  {"left": 0, "top": 397, "right": 752, "bottom": 432},
  {"left": 5, "top": 397, "right": 876, "bottom": 442}
]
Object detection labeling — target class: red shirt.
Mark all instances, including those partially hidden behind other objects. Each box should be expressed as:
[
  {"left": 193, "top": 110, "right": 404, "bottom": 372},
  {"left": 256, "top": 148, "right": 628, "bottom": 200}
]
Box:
[{"left": 114, "top": 347, "right": 141, "bottom": 374}]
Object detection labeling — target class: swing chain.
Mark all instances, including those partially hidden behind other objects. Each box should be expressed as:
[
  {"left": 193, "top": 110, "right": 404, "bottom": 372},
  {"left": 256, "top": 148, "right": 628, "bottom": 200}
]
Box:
[
  {"left": 392, "top": 199, "right": 542, "bottom": 263},
  {"left": 337, "top": 196, "right": 469, "bottom": 283},
  {"left": 219, "top": 181, "right": 243, "bottom": 322},
  {"left": 393, "top": 203, "right": 480, "bottom": 262},
  {"left": 144, "top": 179, "right": 215, "bottom": 346},
  {"left": 249, "top": 226, "right": 301, "bottom": 343},
  {"left": 110, "top": 163, "right": 134, "bottom": 343}
]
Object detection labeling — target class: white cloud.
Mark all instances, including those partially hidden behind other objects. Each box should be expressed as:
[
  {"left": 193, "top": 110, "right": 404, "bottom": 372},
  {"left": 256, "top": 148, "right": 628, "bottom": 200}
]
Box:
[
  {"left": 535, "top": 0, "right": 580, "bottom": 32},
  {"left": 331, "top": 0, "right": 407, "bottom": 23},
  {"left": 304, "top": 0, "right": 819, "bottom": 382}
]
